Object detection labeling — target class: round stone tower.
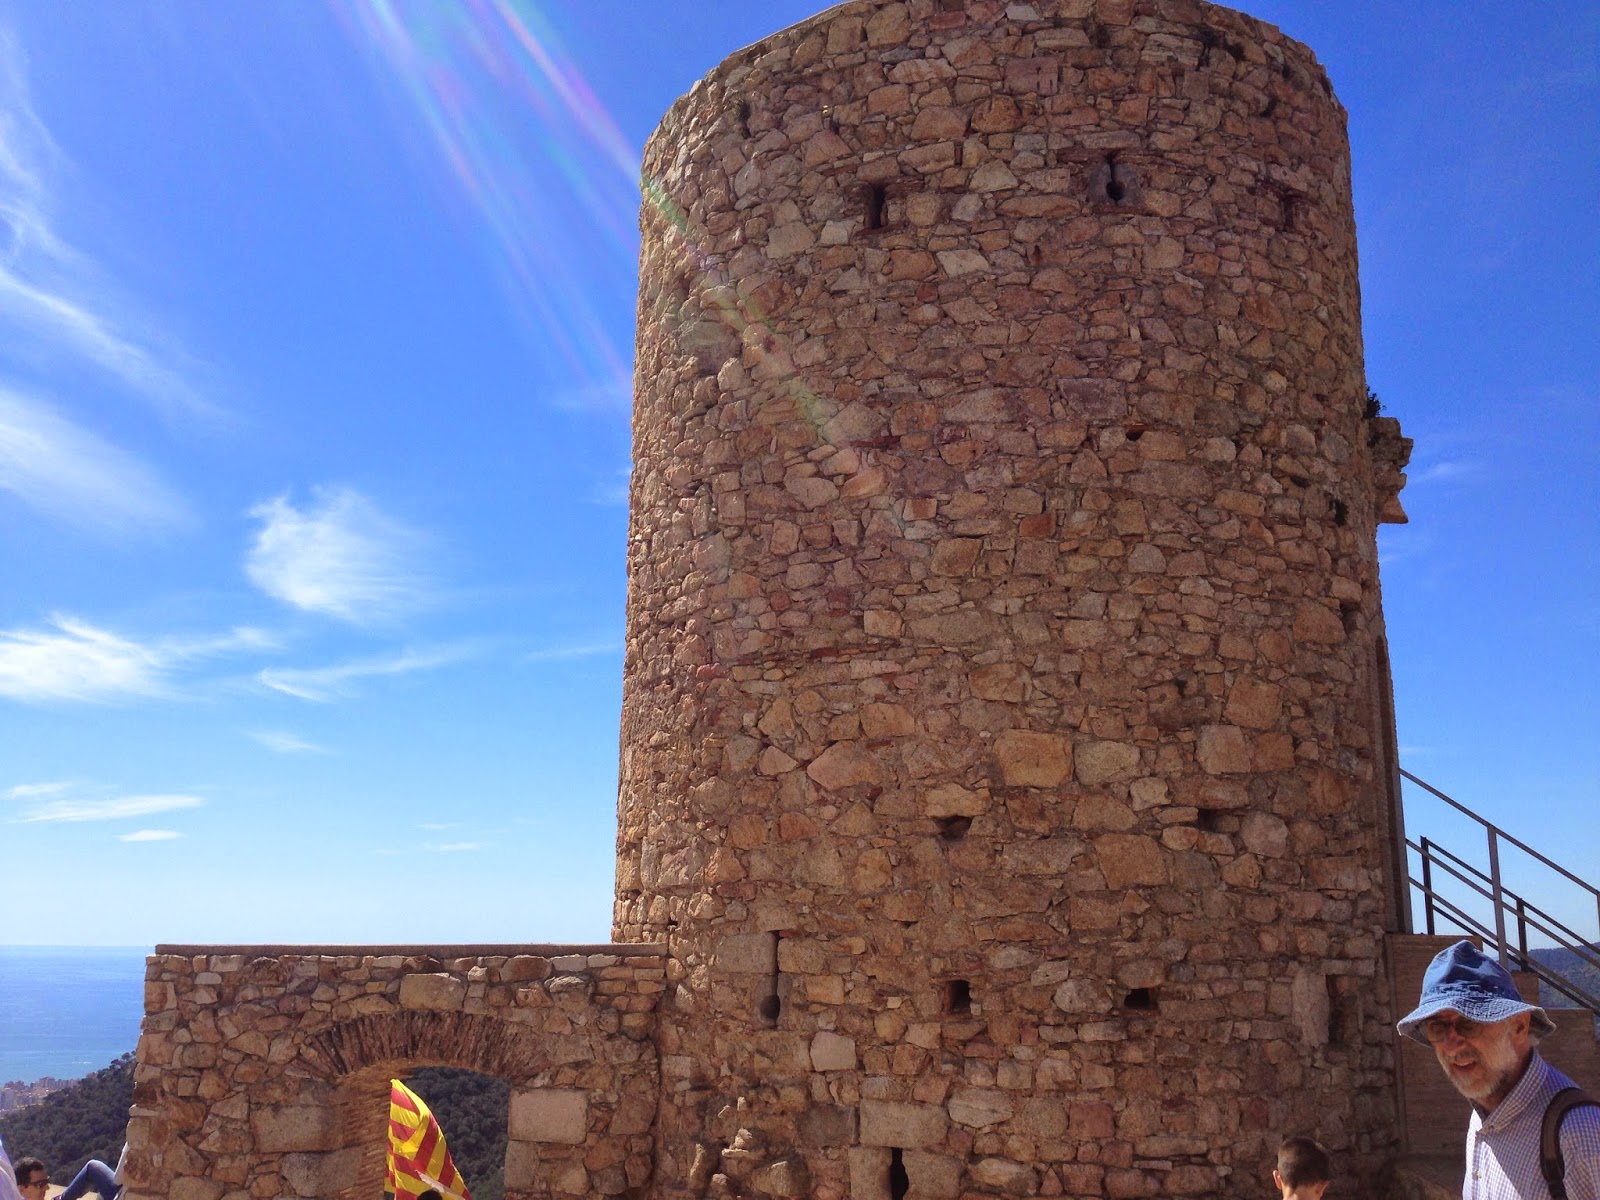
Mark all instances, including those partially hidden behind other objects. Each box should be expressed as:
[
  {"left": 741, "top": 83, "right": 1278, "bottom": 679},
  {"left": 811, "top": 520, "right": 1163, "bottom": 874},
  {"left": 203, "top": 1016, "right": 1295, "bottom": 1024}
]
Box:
[{"left": 617, "top": 2, "right": 1413, "bottom": 1197}]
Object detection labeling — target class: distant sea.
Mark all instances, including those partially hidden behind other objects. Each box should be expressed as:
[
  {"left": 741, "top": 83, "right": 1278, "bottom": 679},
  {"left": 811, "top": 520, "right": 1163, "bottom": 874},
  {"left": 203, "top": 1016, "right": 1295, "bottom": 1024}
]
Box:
[{"left": 0, "top": 947, "right": 147, "bottom": 1085}]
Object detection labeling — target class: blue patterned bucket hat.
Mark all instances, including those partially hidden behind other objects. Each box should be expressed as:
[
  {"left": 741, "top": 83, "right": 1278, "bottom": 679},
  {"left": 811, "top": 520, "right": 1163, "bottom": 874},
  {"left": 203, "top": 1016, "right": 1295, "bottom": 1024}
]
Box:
[{"left": 1396, "top": 939, "right": 1556, "bottom": 1043}]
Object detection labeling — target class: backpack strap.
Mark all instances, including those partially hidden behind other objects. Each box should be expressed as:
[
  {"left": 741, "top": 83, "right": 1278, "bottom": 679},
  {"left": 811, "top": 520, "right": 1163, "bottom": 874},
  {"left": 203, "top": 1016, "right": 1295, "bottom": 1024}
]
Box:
[{"left": 1542, "top": 1086, "right": 1600, "bottom": 1200}]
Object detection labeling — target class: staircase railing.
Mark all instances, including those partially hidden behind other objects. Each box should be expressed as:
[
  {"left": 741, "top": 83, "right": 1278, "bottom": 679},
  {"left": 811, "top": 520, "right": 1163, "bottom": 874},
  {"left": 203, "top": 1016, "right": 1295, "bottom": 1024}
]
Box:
[{"left": 1401, "top": 768, "right": 1600, "bottom": 1015}]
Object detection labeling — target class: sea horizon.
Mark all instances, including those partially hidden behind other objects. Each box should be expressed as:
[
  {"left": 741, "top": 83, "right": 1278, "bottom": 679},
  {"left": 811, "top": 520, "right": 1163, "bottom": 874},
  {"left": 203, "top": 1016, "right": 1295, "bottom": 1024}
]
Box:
[{"left": 0, "top": 945, "right": 148, "bottom": 1085}]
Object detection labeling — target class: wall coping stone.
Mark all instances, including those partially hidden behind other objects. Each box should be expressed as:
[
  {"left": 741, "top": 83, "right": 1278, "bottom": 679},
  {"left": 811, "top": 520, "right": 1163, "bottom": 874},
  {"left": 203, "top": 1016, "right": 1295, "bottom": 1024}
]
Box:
[{"left": 152, "top": 942, "right": 667, "bottom": 957}]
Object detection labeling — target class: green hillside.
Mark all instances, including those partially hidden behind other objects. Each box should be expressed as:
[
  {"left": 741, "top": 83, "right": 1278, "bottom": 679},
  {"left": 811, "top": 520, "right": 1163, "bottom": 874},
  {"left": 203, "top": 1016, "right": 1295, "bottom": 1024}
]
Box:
[{"left": 0, "top": 1055, "right": 132, "bottom": 1184}]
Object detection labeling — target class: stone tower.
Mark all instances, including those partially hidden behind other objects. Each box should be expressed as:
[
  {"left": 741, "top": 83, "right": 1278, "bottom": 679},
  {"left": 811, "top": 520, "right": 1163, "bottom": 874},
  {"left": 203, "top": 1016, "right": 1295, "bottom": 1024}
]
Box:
[{"left": 616, "top": 1, "right": 1412, "bottom": 1197}]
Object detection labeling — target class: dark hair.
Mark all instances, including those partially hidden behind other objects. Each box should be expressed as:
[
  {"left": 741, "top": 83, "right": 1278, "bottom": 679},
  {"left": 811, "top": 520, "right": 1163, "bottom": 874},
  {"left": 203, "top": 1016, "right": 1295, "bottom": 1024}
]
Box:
[
  {"left": 418, "top": 1191, "right": 442, "bottom": 1200},
  {"left": 13, "top": 1159, "right": 47, "bottom": 1187},
  {"left": 1277, "top": 1135, "right": 1330, "bottom": 1188}
]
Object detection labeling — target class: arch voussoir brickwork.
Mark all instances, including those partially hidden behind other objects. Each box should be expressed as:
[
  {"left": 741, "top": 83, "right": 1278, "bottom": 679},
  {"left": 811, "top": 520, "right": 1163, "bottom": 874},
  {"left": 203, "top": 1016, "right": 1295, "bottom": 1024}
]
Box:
[{"left": 300, "top": 1011, "right": 556, "bottom": 1085}]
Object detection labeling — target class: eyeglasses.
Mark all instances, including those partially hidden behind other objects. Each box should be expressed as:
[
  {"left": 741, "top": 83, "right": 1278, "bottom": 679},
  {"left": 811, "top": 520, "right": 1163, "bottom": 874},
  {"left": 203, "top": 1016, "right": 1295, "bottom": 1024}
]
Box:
[
  {"left": 1421, "top": 1015, "right": 1487, "bottom": 1043},
  {"left": 20, "top": 1180, "right": 49, "bottom": 1192}
]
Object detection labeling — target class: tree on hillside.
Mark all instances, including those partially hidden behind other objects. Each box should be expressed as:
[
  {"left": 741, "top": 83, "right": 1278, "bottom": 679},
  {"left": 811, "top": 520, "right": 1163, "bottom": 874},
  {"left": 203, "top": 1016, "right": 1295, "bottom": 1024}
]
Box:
[
  {"left": 406, "top": 1068, "right": 510, "bottom": 1200},
  {"left": 0, "top": 1055, "right": 133, "bottom": 1183}
]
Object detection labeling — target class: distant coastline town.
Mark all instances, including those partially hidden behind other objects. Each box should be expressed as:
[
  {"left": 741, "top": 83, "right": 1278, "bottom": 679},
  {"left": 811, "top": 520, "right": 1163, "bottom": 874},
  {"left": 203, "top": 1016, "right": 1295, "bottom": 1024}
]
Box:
[{"left": 0, "top": 1078, "right": 67, "bottom": 1112}]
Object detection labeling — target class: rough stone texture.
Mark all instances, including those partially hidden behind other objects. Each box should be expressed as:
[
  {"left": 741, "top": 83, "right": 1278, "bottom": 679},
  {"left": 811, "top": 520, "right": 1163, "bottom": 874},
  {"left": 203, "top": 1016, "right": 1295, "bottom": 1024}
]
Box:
[
  {"left": 614, "top": 1, "right": 1411, "bottom": 1197},
  {"left": 127, "top": 947, "right": 663, "bottom": 1200}
]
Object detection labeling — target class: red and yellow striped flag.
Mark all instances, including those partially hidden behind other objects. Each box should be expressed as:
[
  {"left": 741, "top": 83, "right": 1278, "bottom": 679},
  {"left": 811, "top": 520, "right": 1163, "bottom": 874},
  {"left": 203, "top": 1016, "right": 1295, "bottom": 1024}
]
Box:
[{"left": 385, "top": 1078, "right": 472, "bottom": 1200}]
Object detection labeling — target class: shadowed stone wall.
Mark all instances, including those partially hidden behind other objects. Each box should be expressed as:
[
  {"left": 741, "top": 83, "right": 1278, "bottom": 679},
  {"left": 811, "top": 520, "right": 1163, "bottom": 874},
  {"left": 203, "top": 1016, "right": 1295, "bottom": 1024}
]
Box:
[
  {"left": 126, "top": 946, "right": 663, "bottom": 1200},
  {"left": 617, "top": 1, "right": 1411, "bottom": 1197}
]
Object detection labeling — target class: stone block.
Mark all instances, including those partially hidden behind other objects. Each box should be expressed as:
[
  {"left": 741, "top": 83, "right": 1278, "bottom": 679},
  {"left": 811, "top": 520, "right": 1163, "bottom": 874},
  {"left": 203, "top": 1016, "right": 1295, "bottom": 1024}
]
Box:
[
  {"left": 509, "top": 1088, "right": 589, "bottom": 1144},
  {"left": 905, "top": 1151, "right": 964, "bottom": 1199},
  {"left": 1224, "top": 679, "right": 1283, "bottom": 730},
  {"left": 1075, "top": 740, "right": 1141, "bottom": 785},
  {"left": 714, "top": 933, "right": 774, "bottom": 974},
  {"left": 948, "top": 1087, "right": 1013, "bottom": 1128},
  {"left": 170, "top": 1180, "right": 224, "bottom": 1200},
  {"left": 279, "top": 1148, "right": 361, "bottom": 1197},
  {"left": 810, "top": 1030, "right": 857, "bottom": 1071},
  {"left": 806, "top": 742, "right": 881, "bottom": 789},
  {"left": 1196, "top": 724, "right": 1253, "bottom": 774},
  {"left": 251, "top": 1105, "right": 339, "bottom": 1153},
  {"left": 849, "top": 1148, "right": 891, "bottom": 1200},
  {"left": 398, "top": 972, "right": 466, "bottom": 1011},
  {"left": 798, "top": 1105, "right": 857, "bottom": 1147},
  {"left": 971, "top": 1158, "right": 1037, "bottom": 1194},
  {"left": 1094, "top": 833, "right": 1169, "bottom": 887},
  {"left": 860, "top": 1100, "right": 947, "bottom": 1148},
  {"left": 994, "top": 730, "right": 1072, "bottom": 787}
]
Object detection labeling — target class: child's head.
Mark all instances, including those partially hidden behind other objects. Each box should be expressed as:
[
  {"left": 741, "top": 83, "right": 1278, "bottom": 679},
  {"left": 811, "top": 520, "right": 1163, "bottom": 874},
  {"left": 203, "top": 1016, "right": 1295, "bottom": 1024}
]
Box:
[{"left": 1273, "top": 1135, "right": 1330, "bottom": 1198}]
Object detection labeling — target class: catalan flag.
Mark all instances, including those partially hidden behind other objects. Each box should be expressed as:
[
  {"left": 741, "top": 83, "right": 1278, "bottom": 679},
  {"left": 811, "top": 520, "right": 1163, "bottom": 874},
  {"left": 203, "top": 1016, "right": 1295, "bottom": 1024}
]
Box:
[{"left": 385, "top": 1079, "right": 471, "bottom": 1200}]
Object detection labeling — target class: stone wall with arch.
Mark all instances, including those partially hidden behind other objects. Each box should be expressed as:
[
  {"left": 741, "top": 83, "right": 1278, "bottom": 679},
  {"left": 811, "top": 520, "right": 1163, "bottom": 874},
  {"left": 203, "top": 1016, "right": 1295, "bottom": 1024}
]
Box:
[{"left": 126, "top": 945, "right": 665, "bottom": 1200}]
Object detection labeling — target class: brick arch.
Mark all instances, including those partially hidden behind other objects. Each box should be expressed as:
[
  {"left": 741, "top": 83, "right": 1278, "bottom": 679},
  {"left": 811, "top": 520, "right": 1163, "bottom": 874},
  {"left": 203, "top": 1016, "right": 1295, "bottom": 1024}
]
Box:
[
  {"left": 300, "top": 1009, "right": 557, "bottom": 1085},
  {"left": 293, "top": 1013, "right": 558, "bottom": 1200}
]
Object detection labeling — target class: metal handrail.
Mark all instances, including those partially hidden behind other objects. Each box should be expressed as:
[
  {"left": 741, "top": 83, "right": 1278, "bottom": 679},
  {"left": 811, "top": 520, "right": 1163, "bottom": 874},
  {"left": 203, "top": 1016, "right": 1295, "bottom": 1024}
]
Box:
[
  {"left": 1401, "top": 769, "right": 1600, "bottom": 905},
  {"left": 1409, "top": 840, "right": 1600, "bottom": 980},
  {"left": 1409, "top": 879, "right": 1600, "bottom": 1012},
  {"left": 1412, "top": 839, "right": 1600, "bottom": 973},
  {"left": 1401, "top": 769, "right": 1599, "bottom": 1020}
]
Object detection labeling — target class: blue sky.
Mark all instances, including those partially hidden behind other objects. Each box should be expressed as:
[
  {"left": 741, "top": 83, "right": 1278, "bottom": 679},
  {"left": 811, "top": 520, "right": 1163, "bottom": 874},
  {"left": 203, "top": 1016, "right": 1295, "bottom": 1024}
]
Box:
[{"left": 0, "top": 2, "right": 1595, "bottom": 948}]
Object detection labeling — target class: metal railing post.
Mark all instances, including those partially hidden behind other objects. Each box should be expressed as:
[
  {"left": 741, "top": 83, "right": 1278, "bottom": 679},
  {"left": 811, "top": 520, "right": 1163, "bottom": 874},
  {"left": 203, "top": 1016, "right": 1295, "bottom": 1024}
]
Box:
[
  {"left": 1516, "top": 895, "right": 1528, "bottom": 968},
  {"left": 1420, "top": 838, "right": 1436, "bottom": 935},
  {"left": 1487, "top": 827, "right": 1509, "bottom": 969}
]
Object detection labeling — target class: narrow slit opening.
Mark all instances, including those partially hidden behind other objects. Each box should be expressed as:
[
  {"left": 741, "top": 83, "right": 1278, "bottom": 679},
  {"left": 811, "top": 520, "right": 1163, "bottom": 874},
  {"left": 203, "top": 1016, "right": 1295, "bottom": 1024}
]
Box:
[
  {"left": 757, "top": 931, "right": 781, "bottom": 1025},
  {"left": 1123, "top": 987, "right": 1156, "bottom": 1010},
  {"left": 944, "top": 979, "right": 972, "bottom": 1015},
  {"left": 1196, "top": 808, "right": 1224, "bottom": 833},
  {"left": 865, "top": 184, "right": 889, "bottom": 231},
  {"left": 1340, "top": 600, "right": 1360, "bottom": 636},
  {"left": 1326, "top": 975, "right": 1348, "bottom": 1046},
  {"left": 936, "top": 815, "right": 972, "bottom": 841},
  {"left": 1104, "top": 155, "right": 1126, "bottom": 203},
  {"left": 889, "top": 1148, "right": 911, "bottom": 1200},
  {"left": 1332, "top": 498, "right": 1350, "bottom": 526}
]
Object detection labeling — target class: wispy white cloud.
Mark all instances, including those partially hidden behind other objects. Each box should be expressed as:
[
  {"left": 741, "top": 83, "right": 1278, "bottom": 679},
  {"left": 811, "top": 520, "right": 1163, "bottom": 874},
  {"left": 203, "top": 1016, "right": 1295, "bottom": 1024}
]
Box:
[
  {"left": 423, "top": 841, "right": 482, "bottom": 853},
  {"left": 0, "top": 615, "right": 273, "bottom": 703},
  {"left": 18, "top": 792, "right": 203, "bottom": 823},
  {"left": 0, "top": 388, "right": 187, "bottom": 533},
  {"left": 525, "top": 640, "right": 621, "bottom": 663},
  {"left": 118, "top": 829, "right": 182, "bottom": 842},
  {"left": 258, "top": 646, "right": 464, "bottom": 702},
  {"left": 5, "top": 780, "right": 72, "bottom": 800},
  {"left": 0, "top": 31, "right": 204, "bottom": 416},
  {"left": 0, "top": 616, "right": 165, "bottom": 701},
  {"left": 1409, "top": 460, "right": 1480, "bottom": 486},
  {"left": 249, "top": 729, "right": 330, "bottom": 755},
  {"left": 246, "top": 486, "right": 431, "bottom": 624}
]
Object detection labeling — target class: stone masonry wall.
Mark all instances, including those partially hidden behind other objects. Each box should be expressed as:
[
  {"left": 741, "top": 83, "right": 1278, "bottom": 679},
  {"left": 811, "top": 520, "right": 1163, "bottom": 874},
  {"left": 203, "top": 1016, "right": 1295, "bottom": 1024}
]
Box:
[
  {"left": 127, "top": 945, "right": 663, "bottom": 1200},
  {"left": 618, "top": 1, "right": 1410, "bottom": 1198}
]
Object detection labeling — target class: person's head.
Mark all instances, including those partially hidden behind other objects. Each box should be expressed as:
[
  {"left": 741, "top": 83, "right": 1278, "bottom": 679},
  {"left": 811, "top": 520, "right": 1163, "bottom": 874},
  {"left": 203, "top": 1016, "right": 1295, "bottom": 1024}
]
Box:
[
  {"left": 1395, "top": 940, "right": 1552, "bottom": 1111},
  {"left": 1273, "top": 1136, "right": 1330, "bottom": 1199},
  {"left": 13, "top": 1159, "right": 48, "bottom": 1197}
]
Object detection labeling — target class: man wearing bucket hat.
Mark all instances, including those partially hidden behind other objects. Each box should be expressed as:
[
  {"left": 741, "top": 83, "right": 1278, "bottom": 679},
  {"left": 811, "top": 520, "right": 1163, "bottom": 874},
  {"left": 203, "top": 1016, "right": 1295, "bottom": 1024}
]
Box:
[{"left": 1397, "top": 939, "right": 1600, "bottom": 1199}]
